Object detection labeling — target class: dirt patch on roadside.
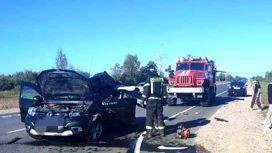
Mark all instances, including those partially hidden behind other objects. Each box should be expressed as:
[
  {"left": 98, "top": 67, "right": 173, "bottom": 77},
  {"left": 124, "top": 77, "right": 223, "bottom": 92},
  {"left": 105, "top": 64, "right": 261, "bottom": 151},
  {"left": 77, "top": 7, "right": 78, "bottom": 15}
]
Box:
[
  {"left": 0, "top": 98, "right": 18, "bottom": 109},
  {"left": 195, "top": 86, "right": 272, "bottom": 153}
]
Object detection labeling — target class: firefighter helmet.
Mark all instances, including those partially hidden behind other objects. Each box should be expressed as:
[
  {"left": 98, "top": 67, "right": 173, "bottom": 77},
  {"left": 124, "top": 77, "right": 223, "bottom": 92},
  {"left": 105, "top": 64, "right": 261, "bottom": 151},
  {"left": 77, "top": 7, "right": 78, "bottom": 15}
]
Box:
[{"left": 147, "top": 65, "right": 158, "bottom": 76}]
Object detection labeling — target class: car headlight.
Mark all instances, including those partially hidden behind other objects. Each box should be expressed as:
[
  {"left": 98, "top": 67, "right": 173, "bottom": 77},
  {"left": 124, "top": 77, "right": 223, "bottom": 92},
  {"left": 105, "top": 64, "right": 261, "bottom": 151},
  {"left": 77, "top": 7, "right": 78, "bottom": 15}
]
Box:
[
  {"left": 28, "top": 107, "right": 37, "bottom": 116},
  {"left": 69, "top": 111, "right": 81, "bottom": 117}
]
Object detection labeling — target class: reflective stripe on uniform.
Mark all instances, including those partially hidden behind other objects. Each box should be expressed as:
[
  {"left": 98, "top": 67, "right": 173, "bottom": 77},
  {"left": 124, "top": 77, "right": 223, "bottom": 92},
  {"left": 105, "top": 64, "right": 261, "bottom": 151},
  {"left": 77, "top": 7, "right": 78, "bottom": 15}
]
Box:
[
  {"left": 148, "top": 97, "right": 161, "bottom": 100},
  {"left": 142, "top": 95, "right": 146, "bottom": 98},
  {"left": 146, "top": 126, "right": 153, "bottom": 130},
  {"left": 163, "top": 96, "right": 167, "bottom": 99},
  {"left": 157, "top": 126, "right": 164, "bottom": 130},
  {"left": 150, "top": 77, "right": 163, "bottom": 94}
]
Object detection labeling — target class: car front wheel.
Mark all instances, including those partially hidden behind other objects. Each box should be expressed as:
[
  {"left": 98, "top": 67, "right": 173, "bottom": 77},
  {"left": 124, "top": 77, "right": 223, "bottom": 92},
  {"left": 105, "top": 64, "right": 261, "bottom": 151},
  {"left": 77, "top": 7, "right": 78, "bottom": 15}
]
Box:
[{"left": 85, "top": 120, "right": 104, "bottom": 141}]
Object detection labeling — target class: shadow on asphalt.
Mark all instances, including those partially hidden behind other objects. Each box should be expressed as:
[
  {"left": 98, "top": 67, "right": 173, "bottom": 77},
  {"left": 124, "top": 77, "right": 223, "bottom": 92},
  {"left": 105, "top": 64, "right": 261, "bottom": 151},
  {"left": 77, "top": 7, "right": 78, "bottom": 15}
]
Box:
[
  {"left": 171, "top": 96, "right": 246, "bottom": 107},
  {"left": 211, "top": 96, "right": 245, "bottom": 107}
]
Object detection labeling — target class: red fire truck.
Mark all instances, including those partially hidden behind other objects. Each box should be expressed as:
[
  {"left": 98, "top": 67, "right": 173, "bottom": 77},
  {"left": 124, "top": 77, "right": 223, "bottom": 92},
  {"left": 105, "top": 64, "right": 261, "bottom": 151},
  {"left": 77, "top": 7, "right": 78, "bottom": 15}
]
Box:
[{"left": 166, "top": 57, "right": 220, "bottom": 107}]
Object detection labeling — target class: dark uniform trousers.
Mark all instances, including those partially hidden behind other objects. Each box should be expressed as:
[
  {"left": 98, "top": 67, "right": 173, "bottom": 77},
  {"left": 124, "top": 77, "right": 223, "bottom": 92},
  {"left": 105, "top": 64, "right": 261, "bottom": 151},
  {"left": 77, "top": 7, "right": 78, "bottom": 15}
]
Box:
[{"left": 145, "top": 98, "right": 164, "bottom": 130}]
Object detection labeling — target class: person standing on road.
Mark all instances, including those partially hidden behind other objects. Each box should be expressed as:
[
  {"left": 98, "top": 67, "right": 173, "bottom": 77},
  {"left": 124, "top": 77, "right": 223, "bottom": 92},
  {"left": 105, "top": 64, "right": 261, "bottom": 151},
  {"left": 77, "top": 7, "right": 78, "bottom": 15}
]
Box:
[
  {"left": 250, "top": 80, "right": 262, "bottom": 111},
  {"left": 141, "top": 65, "right": 167, "bottom": 138}
]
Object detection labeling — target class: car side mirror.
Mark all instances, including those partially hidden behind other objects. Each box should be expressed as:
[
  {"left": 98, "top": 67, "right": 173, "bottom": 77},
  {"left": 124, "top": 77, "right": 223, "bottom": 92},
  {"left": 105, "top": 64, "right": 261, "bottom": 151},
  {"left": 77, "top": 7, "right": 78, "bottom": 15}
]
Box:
[{"left": 33, "top": 96, "right": 43, "bottom": 103}]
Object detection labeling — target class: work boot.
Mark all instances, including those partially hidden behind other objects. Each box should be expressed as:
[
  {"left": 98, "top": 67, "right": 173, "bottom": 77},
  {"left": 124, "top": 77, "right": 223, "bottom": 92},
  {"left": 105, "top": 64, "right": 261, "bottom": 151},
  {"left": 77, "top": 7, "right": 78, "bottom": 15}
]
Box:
[{"left": 143, "top": 129, "right": 152, "bottom": 138}]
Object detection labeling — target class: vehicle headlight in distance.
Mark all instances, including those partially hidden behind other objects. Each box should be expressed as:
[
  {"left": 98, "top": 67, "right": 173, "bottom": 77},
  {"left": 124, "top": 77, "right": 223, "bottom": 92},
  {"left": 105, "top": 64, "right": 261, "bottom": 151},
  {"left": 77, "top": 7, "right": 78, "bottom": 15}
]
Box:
[
  {"left": 28, "top": 107, "right": 37, "bottom": 116},
  {"left": 69, "top": 111, "right": 81, "bottom": 117}
]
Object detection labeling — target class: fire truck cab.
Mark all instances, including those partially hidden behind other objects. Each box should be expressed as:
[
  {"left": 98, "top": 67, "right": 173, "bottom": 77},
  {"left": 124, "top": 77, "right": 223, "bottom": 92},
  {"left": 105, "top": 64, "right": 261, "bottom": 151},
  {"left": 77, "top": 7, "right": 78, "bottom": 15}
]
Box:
[{"left": 166, "top": 57, "right": 218, "bottom": 107}]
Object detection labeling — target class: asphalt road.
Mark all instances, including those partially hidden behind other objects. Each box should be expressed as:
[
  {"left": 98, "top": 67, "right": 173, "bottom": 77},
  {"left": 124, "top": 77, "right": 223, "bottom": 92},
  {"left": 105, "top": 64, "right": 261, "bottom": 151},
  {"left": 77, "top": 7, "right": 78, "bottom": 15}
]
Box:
[{"left": 0, "top": 83, "right": 232, "bottom": 153}]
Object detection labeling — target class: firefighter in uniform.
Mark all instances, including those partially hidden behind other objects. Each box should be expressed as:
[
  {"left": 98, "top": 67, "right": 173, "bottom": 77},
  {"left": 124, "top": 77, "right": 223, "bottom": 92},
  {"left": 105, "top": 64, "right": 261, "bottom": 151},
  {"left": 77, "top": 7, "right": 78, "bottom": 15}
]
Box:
[{"left": 142, "top": 65, "right": 167, "bottom": 138}]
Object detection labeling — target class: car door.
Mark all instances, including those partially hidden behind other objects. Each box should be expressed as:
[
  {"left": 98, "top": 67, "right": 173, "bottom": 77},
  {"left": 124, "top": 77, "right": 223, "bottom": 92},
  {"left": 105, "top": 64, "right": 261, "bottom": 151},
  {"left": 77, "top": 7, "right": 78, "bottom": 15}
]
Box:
[{"left": 19, "top": 81, "right": 42, "bottom": 122}]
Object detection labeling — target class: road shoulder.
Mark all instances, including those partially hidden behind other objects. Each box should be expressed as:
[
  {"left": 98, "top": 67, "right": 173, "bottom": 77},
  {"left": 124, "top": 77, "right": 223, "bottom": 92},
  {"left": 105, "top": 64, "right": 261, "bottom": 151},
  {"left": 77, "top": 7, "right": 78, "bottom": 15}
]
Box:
[
  {"left": 194, "top": 85, "right": 272, "bottom": 153},
  {"left": 0, "top": 108, "right": 19, "bottom": 115}
]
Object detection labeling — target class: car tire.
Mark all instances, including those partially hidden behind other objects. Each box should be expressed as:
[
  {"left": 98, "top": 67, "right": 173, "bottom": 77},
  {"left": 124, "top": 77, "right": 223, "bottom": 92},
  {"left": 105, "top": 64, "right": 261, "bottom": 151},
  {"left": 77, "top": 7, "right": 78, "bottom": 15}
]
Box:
[
  {"left": 167, "top": 97, "right": 177, "bottom": 106},
  {"left": 85, "top": 119, "right": 105, "bottom": 142}
]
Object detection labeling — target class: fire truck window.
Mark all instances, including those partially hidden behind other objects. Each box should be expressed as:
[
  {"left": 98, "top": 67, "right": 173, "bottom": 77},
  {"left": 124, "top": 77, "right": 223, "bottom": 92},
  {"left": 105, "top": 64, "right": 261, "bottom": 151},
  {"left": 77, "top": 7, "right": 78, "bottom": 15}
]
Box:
[
  {"left": 190, "top": 63, "right": 204, "bottom": 70},
  {"left": 207, "top": 65, "right": 212, "bottom": 72},
  {"left": 176, "top": 63, "right": 189, "bottom": 70}
]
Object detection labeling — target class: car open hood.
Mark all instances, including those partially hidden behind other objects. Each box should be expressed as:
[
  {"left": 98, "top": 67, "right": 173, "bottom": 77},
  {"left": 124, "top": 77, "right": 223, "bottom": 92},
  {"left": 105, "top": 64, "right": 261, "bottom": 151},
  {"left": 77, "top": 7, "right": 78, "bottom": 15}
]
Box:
[{"left": 36, "top": 69, "right": 93, "bottom": 98}]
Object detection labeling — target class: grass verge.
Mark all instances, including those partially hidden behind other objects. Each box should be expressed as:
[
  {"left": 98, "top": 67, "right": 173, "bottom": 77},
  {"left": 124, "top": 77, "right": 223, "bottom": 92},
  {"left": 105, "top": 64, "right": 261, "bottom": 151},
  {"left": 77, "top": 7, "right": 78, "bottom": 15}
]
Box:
[
  {"left": 0, "top": 89, "right": 19, "bottom": 99},
  {"left": 0, "top": 89, "right": 19, "bottom": 110},
  {"left": 260, "top": 81, "right": 269, "bottom": 105}
]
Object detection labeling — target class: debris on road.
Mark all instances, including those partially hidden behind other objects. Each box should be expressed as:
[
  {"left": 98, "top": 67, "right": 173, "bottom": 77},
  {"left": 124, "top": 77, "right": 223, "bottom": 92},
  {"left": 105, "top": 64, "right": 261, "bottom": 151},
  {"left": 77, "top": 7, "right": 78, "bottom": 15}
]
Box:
[
  {"left": 7, "top": 137, "right": 21, "bottom": 144},
  {"left": 214, "top": 117, "right": 229, "bottom": 122}
]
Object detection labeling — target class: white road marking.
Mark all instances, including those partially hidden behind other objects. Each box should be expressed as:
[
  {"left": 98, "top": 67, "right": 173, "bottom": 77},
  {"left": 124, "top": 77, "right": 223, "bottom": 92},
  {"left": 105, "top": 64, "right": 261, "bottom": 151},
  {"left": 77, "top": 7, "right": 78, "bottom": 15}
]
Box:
[
  {"left": 216, "top": 90, "right": 227, "bottom": 96},
  {"left": 1, "top": 114, "right": 20, "bottom": 119},
  {"left": 164, "top": 106, "right": 196, "bottom": 123},
  {"left": 7, "top": 128, "right": 25, "bottom": 134},
  {"left": 134, "top": 89, "right": 228, "bottom": 153}
]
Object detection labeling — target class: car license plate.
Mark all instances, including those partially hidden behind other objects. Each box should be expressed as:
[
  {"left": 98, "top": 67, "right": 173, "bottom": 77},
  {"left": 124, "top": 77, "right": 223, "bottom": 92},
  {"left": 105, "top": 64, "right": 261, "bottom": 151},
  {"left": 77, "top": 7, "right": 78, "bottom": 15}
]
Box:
[
  {"left": 234, "top": 87, "right": 240, "bottom": 89},
  {"left": 36, "top": 117, "right": 65, "bottom": 126}
]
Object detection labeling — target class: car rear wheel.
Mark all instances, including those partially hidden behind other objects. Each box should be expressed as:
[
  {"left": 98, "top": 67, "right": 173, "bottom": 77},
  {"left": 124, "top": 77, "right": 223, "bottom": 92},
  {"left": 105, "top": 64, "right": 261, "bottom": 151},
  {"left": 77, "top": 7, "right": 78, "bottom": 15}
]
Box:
[{"left": 85, "top": 120, "right": 104, "bottom": 141}]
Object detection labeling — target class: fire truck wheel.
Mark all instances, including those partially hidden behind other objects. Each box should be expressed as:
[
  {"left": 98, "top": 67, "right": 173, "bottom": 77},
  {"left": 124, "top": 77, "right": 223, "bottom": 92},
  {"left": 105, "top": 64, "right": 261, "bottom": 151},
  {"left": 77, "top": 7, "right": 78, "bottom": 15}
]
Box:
[
  {"left": 167, "top": 97, "right": 177, "bottom": 106},
  {"left": 200, "top": 88, "right": 211, "bottom": 107},
  {"left": 210, "top": 88, "right": 216, "bottom": 103}
]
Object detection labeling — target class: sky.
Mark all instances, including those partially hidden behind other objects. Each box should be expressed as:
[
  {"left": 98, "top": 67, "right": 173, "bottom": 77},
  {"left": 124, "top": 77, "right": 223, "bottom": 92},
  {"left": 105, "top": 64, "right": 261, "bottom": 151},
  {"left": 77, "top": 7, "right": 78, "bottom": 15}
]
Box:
[{"left": 0, "top": 0, "right": 272, "bottom": 78}]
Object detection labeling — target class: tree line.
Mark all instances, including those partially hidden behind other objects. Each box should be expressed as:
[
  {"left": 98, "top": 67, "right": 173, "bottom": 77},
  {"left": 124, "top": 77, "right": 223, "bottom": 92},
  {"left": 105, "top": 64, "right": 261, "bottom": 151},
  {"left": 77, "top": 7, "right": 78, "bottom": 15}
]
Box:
[
  {"left": 251, "top": 70, "right": 272, "bottom": 82},
  {"left": 110, "top": 54, "right": 161, "bottom": 86},
  {"left": 0, "top": 49, "right": 90, "bottom": 91},
  {"left": 1, "top": 49, "right": 252, "bottom": 91}
]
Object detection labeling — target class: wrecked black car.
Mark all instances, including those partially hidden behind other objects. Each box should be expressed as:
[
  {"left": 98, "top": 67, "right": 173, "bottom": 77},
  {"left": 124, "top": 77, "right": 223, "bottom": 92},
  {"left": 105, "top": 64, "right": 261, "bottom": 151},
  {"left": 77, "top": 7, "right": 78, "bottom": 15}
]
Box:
[{"left": 19, "top": 69, "right": 137, "bottom": 141}]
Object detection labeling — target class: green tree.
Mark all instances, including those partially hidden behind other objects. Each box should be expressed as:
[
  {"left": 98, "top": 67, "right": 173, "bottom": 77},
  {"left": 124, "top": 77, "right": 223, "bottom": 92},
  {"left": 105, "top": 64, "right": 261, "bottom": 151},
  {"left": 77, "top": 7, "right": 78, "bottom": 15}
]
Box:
[
  {"left": 265, "top": 70, "right": 272, "bottom": 81},
  {"left": 122, "top": 54, "right": 141, "bottom": 85},
  {"left": 76, "top": 68, "right": 90, "bottom": 78},
  {"left": 11, "top": 70, "right": 39, "bottom": 86},
  {"left": 0, "top": 75, "right": 14, "bottom": 91},
  {"left": 55, "top": 48, "right": 68, "bottom": 69},
  {"left": 225, "top": 74, "right": 234, "bottom": 81},
  {"left": 217, "top": 72, "right": 226, "bottom": 81},
  {"left": 111, "top": 63, "right": 123, "bottom": 81},
  {"left": 251, "top": 76, "right": 265, "bottom": 81}
]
